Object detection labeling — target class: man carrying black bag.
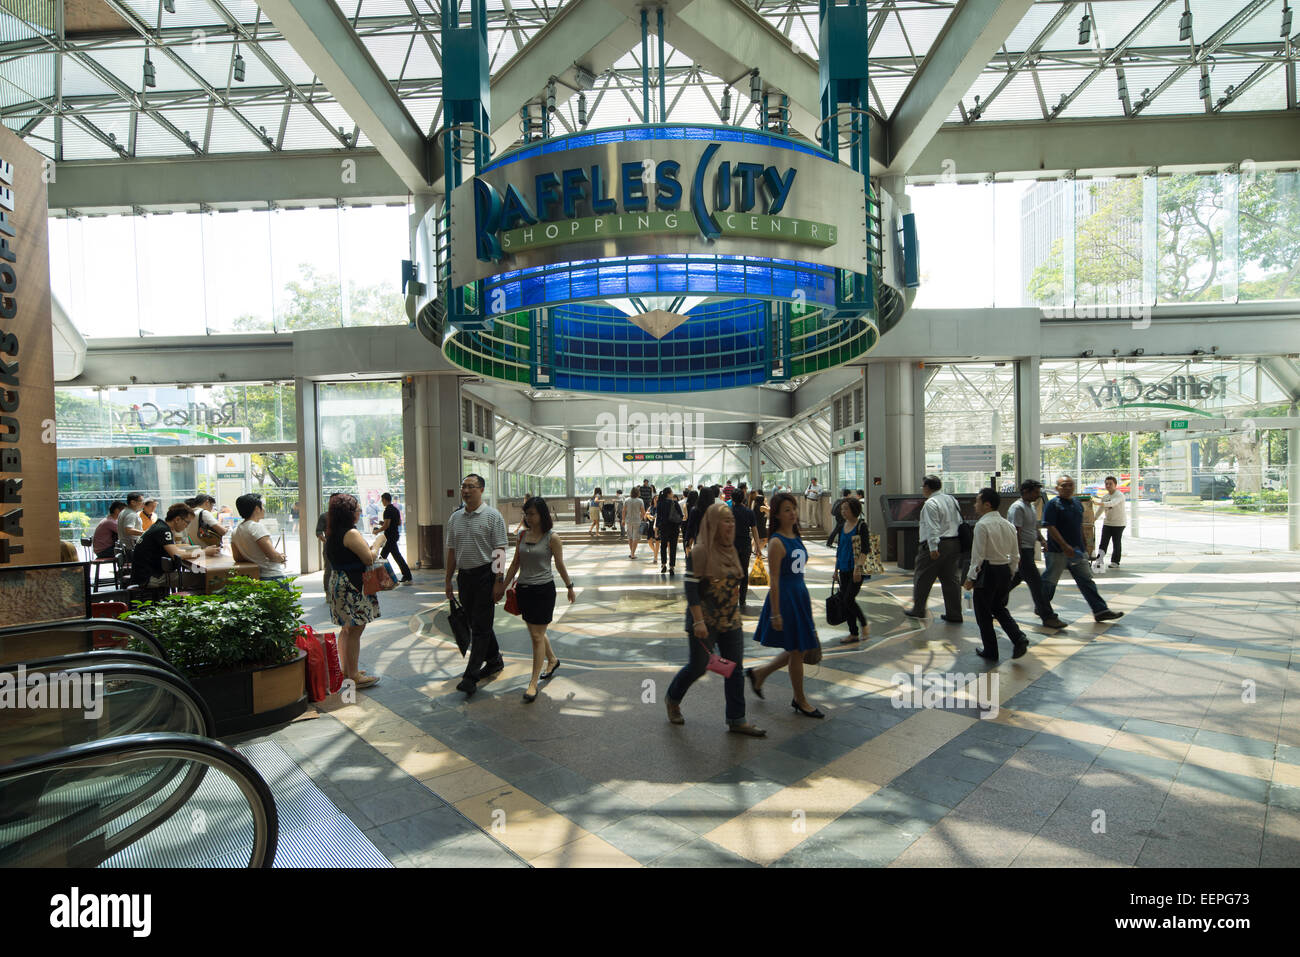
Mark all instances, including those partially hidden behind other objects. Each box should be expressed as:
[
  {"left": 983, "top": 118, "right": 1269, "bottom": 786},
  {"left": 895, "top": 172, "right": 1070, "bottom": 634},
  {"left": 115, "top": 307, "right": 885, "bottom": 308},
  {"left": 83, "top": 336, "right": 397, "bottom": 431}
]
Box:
[{"left": 445, "top": 474, "right": 509, "bottom": 697}]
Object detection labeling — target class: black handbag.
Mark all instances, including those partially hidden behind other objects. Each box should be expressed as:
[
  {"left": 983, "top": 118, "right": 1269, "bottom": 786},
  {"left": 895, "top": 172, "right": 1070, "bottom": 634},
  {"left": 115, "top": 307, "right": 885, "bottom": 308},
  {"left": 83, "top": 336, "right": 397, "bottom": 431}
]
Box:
[
  {"left": 957, "top": 520, "right": 974, "bottom": 553},
  {"left": 825, "top": 578, "right": 848, "bottom": 626},
  {"left": 447, "top": 597, "right": 472, "bottom": 656}
]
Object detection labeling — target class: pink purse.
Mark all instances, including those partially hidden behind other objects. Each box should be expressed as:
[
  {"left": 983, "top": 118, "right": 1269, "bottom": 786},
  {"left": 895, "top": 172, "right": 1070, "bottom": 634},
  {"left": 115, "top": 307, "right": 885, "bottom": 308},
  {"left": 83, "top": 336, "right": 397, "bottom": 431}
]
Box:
[{"left": 697, "top": 637, "right": 737, "bottom": 678}]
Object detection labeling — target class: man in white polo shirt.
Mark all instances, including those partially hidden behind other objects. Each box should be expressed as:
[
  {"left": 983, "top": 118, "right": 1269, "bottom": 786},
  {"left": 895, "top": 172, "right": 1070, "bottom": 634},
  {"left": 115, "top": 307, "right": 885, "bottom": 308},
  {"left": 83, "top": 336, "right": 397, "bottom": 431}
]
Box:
[
  {"left": 1093, "top": 476, "right": 1127, "bottom": 566},
  {"left": 118, "top": 492, "right": 145, "bottom": 554},
  {"left": 444, "top": 473, "right": 509, "bottom": 698}
]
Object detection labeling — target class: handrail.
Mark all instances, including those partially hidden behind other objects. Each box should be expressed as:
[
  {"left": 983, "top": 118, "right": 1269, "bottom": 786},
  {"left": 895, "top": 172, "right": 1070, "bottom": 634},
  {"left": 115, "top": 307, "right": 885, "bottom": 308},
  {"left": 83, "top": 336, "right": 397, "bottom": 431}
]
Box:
[
  {"left": 0, "top": 732, "right": 278, "bottom": 868},
  {"left": 1, "top": 650, "right": 186, "bottom": 684},
  {"left": 0, "top": 618, "right": 167, "bottom": 661}
]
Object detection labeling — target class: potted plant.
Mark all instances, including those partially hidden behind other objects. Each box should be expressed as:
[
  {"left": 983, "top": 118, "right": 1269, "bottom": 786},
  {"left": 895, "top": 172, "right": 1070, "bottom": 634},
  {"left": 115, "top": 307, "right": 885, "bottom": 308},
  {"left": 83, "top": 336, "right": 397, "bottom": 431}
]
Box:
[{"left": 123, "top": 576, "right": 308, "bottom": 735}]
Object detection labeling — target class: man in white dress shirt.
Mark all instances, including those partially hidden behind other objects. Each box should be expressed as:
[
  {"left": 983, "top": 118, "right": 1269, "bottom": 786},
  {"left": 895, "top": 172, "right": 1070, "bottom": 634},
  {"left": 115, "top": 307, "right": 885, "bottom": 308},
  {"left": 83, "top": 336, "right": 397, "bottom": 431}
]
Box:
[
  {"left": 904, "top": 475, "right": 965, "bottom": 623},
  {"left": 1093, "top": 476, "right": 1127, "bottom": 566},
  {"left": 963, "top": 488, "right": 1029, "bottom": 661}
]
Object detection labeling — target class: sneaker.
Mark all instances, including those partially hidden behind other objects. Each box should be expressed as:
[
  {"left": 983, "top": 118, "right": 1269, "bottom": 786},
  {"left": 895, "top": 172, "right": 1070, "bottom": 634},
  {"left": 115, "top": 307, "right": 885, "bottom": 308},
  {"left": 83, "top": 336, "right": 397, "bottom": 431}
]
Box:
[
  {"left": 1094, "top": 610, "right": 1124, "bottom": 623},
  {"left": 666, "top": 698, "right": 684, "bottom": 725},
  {"left": 1042, "top": 616, "right": 1068, "bottom": 629}
]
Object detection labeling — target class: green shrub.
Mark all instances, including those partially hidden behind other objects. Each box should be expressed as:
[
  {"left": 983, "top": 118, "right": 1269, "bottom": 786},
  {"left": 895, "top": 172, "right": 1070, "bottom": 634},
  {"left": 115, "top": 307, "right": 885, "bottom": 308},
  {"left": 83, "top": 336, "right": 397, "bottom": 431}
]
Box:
[
  {"left": 1231, "top": 489, "right": 1288, "bottom": 512},
  {"left": 123, "top": 576, "right": 303, "bottom": 677},
  {"left": 59, "top": 510, "right": 93, "bottom": 535}
]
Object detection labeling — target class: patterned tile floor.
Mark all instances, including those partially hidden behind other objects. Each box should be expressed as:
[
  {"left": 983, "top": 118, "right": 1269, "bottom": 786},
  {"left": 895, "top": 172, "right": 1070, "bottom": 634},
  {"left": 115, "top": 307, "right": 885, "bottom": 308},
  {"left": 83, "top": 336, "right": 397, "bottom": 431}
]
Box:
[{"left": 245, "top": 531, "right": 1300, "bottom": 867}]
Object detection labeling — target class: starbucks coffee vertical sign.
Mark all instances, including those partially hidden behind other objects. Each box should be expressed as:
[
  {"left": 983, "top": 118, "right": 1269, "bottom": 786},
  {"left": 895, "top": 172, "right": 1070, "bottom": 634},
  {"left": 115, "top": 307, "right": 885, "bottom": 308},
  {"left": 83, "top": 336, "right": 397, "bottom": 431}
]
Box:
[{"left": 0, "top": 126, "right": 56, "bottom": 565}]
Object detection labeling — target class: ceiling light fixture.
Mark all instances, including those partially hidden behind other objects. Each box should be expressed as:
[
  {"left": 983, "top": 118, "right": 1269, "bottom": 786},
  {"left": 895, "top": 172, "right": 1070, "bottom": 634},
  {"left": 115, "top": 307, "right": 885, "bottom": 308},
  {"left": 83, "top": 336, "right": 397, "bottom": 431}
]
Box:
[
  {"left": 1199, "top": 72, "right": 1211, "bottom": 99},
  {"left": 1117, "top": 73, "right": 1129, "bottom": 100},
  {"left": 1078, "top": 13, "right": 1091, "bottom": 45},
  {"left": 163, "top": 0, "right": 175, "bottom": 12},
  {"left": 720, "top": 86, "right": 731, "bottom": 122},
  {"left": 233, "top": 51, "right": 245, "bottom": 82},
  {"left": 1179, "top": 2, "right": 1193, "bottom": 41},
  {"left": 143, "top": 54, "right": 156, "bottom": 88},
  {"left": 1284, "top": 3, "right": 1294, "bottom": 36},
  {"left": 749, "top": 69, "right": 761, "bottom": 104},
  {"left": 577, "top": 91, "right": 588, "bottom": 126},
  {"left": 546, "top": 77, "right": 557, "bottom": 113}
]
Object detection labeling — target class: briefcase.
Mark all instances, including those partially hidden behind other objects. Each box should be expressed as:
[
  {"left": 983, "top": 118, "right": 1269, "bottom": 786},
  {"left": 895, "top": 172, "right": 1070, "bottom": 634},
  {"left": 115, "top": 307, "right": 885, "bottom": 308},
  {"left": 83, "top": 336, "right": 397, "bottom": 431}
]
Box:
[{"left": 447, "top": 597, "right": 472, "bottom": 656}]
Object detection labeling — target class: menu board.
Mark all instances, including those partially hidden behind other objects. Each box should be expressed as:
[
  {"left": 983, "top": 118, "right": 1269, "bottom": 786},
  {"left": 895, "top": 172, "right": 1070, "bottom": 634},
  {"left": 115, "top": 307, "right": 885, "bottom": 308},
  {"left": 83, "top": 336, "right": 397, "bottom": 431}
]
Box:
[{"left": 0, "top": 562, "right": 91, "bottom": 628}]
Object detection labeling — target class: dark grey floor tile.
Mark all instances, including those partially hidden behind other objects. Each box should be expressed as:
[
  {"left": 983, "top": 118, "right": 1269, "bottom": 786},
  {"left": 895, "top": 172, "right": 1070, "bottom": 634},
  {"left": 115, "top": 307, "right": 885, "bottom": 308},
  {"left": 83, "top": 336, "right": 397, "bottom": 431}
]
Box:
[
  {"left": 352, "top": 780, "right": 446, "bottom": 827},
  {"left": 1174, "top": 764, "right": 1270, "bottom": 803},
  {"left": 1276, "top": 744, "right": 1300, "bottom": 767},
  {"left": 811, "top": 718, "right": 883, "bottom": 747},
  {"left": 775, "top": 732, "right": 854, "bottom": 764},
  {"left": 962, "top": 720, "right": 1038, "bottom": 747},
  {"left": 853, "top": 786, "right": 952, "bottom": 829},
  {"left": 1055, "top": 705, "right": 1128, "bottom": 730},
  {"left": 1023, "top": 732, "right": 1106, "bottom": 764},
  {"left": 1267, "top": 784, "right": 1300, "bottom": 812},
  {"left": 699, "top": 770, "right": 787, "bottom": 809},
  {"left": 547, "top": 787, "right": 643, "bottom": 833},
  {"left": 734, "top": 749, "right": 824, "bottom": 786},
  {"left": 934, "top": 737, "right": 1018, "bottom": 765},
  {"left": 480, "top": 749, "right": 560, "bottom": 781},
  {"left": 650, "top": 784, "right": 748, "bottom": 835},
  {"left": 1135, "top": 833, "right": 1258, "bottom": 868},
  {"left": 1191, "top": 728, "right": 1277, "bottom": 759},
  {"left": 597, "top": 812, "right": 699, "bottom": 864},
  {"left": 770, "top": 836, "right": 870, "bottom": 868},
  {"left": 376, "top": 805, "right": 482, "bottom": 856},
  {"left": 649, "top": 838, "right": 761, "bottom": 868},
  {"left": 1092, "top": 748, "right": 1182, "bottom": 781},
  {"left": 406, "top": 831, "right": 526, "bottom": 868},
  {"left": 510, "top": 765, "right": 599, "bottom": 806},
  {"left": 889, "top": 767, "right": 980, "bottom": 809},
  {"left": 1121, "top": 717, "right": 1199, "bottom": 743},
  {"left": 917, "top": 752, "right": 1001, "bottom": 786}
]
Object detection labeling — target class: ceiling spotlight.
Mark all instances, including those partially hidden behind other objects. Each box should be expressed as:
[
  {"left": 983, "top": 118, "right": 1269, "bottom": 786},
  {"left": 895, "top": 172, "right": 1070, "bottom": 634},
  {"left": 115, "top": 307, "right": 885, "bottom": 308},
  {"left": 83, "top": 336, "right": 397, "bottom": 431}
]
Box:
[
  {"left": 1179, "top": 2, "right": 1193, "bottom": 41},
  {"left": 546, "top": 77, "right": 557, "bottom": 113},
  {"left": 1078, "top": 13, "right": 1091, "bottom": 45},
  {"left": 720, "top": 86, "right": 732, "bottom": 122},
  {"left": 233, "top": 51, "right": 246, "bottom": 82},
  {"left": 163, "top": 0, "right": 175, "bottom": 12},
  {"left": 577, "top": 91, "right": 588, "bottom": 126},
  {"left": 143, "top": 54, "right": 156, "bottom": 88},
  {"left": 1132, "top": 348, "right": 1144, "bottom": 356},
  {"left": 1284, "top": 3, "right": 1294, "bottom": 37},
  {"left": 1117, "top": 74, "right": 1129, "bottom": 100},
  {"left": 1199, "top": 72, "right": 1211, "bottom": 99},
  {"left": 749, "top": 69, "right": 761, "bottom": 104},
  {"left": 574, "top": 65, "right": 596, "bottom": 91},
  {"left": 1080, "top": 349, "right": 1095, "bottom": 358}
]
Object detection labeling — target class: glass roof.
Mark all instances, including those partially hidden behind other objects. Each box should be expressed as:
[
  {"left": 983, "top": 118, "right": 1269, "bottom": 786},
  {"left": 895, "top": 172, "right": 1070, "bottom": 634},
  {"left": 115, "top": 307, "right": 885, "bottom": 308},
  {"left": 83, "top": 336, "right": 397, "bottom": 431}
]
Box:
[{"left": 0, "top": 1, "right": 1293, "bottom": 170}]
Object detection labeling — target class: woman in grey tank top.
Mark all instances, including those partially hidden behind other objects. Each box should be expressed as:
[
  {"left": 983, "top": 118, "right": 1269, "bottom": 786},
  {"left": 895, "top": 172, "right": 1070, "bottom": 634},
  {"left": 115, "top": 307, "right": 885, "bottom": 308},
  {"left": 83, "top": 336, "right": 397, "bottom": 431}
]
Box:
[{"left": 503, "top": 497, "right": 576, "bottom": 703}]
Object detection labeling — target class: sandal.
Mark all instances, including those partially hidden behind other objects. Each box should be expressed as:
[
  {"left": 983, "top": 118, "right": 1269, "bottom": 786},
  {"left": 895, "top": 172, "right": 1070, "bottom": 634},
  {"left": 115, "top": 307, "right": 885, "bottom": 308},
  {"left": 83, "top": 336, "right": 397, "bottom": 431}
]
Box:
[
  {"left": 745, "top": 667, "right": 764, "bottom": 700},
  {"left": 352, "top": 674, "right": 380, "bottom": 689}
]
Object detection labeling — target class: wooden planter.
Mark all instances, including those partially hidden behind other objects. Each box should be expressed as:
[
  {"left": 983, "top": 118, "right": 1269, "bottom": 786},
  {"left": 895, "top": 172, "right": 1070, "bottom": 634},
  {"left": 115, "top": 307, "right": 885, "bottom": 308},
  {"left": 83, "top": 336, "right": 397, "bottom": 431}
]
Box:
[{"left": 188, "top": 649, "right": 308, "bottom": 736}]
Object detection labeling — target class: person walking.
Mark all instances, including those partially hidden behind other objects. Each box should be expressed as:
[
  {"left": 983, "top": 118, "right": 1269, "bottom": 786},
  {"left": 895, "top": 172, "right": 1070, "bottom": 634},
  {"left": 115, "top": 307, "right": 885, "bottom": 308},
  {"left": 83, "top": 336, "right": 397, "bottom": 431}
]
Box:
[
  {"left": 1007, "top": 481, "right": 1067, "bottom": 629},
  {"left": 445, "top": 473, "right": 510, "bottom": 697},
  {"left": 324, "top": 493, "right": 385, "bottom": 689},
  {"left": 745, "top": 492, "right": 824, "bottom": 718},
  {"left": 825, "top": 489, "right": 853, "bottom": 545},
  {"left": 904, "top": 476, "right": 965, "bottom": 623},
  {"left": 1041, "top": 476, "right": 1125, "bottom": 624},
  {"left": 655, "top": 487, "right": 684, "bottom": 574},
  {"left": 502, "top": 497, "right": 573, "bottom": 703},
  {"left": 1093, "top": 476, "right": 1127, "bottom": 566},
  {"left": 833, "top": 497, "right": 878, "bottom": 644},
  {"left": 623, "top": 490, "right": 646, "bottom": 559},
  {"left": 963, "top": 488, "right": 1029, "bottom": 662},
  {"left": 379, "top": 492, "right": 413, "bottom": 584},
  {"left": 729, "top": 483, "right": 759, "bottom": 609},
  {"left": 665, "top": 502, "right": 766, "bottom": 736},
  {"left": 587, "top": 488, "right": 603, "bottom": 535},
  {"left": 613, "top": 489, "right": 626, "bottom": 538},
  {"left": 684, "top": 484, "right": 717, "bottom": 552},
  {"left": 751, "top": 491, "right": 768, "bottom": 549}
]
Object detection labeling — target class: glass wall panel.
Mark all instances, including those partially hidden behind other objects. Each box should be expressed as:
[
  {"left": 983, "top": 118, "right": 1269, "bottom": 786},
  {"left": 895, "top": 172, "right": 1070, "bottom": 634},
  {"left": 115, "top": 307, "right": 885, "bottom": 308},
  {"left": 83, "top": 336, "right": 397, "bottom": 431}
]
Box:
[
  {"left": 63, "top": 215, "right": 141, "bottom": 338},
  {"left": 1239, "top": 170, "right": 1300, "bottom": 301},
  {"left": 906, "top": 183, "right": 995, "bottom": 308},
  {"left": 203, "top": 208, "right": 275, "bottom": 333},
  {"left": 924, "top": 362, "right": 1017, "bottom": 493},
  {"left": 136, "top": 212, "right": 207, "bottom": 336},
  {"left": 271, "top": 206, "right": 343, "bottom": 330},
  {"left": 339, "top": 205, "right": 409, "bottom": 328},
  {"left": 1001, "top": 180, "right": 1066, "bottom": 308},
  {"left": 1075, "top": 177, "right": 1143, "bottom": 308},
  {"left": 1158, "top": 172, "right": 1230, "bottom": 303},
  {"left": 317, "top": 381, "right": 406, "bottom": 539}
]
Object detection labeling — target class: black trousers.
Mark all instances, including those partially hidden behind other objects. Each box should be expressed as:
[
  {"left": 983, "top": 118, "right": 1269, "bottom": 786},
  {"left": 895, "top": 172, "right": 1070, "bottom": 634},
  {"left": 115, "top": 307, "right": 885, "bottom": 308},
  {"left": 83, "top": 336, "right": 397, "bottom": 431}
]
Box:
[
  {"left": 1099, "top": 525, "right": 1124, "bottom": 563},
  {"left": 736, "top": 546, "right": 751, "bottom": 605},
  {"left": 457, "top": 563, "right": 501, "bottom": 680},
  {"left": 659, "top": 526, "right": 679, "bottom": 568},
  {"left": 840, "top": 575, "right": 868, "bottom": 635},
  {"left": 381, "top": 535, "right": 412, "bottom": 580},
  {"left": 973, "top": 562, "right": 1026, "bottom": 657},
  {"left": 912, "top": 538, "right": 963, "bottom": 618},
  {"left": 1010, "top": 547, "right": 1055, "bottom": 621}
]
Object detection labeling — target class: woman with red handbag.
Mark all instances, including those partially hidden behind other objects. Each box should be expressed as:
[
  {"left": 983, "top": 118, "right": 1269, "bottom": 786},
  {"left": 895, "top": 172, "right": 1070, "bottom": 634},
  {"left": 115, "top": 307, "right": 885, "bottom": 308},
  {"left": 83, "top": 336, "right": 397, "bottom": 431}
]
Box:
[
  {"left": 501, "top": 497, "right": 574, "bottom": 703},
  {"left": 324, "top": 493, "right": 387, "bottom": 690},
  {"left": 664, "top": 503, "right": 766, "bottom": 737}
]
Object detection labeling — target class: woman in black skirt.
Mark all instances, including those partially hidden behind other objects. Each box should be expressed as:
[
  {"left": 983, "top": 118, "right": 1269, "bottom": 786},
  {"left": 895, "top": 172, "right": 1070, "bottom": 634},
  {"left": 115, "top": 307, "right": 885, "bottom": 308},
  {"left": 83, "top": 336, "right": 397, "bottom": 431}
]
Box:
[{"left": 503, "top": 497, "right": 576, "bottom": 703}]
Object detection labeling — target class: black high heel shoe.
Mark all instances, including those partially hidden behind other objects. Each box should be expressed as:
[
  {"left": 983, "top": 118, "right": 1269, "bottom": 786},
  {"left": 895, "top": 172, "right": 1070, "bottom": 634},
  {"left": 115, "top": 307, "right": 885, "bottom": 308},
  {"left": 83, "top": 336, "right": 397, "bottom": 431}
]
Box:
[
  {"left": 791, "top": 698, "right": 825, "bottom": 719},
  {"left": 540, "top": 659, "right": 561, "bottom": 680},
  {"left": 746, "top": 667, "right": 764, "bottom": 699},
  {"left": 523, "top": 687, "right": 538, "bottom": 703}
]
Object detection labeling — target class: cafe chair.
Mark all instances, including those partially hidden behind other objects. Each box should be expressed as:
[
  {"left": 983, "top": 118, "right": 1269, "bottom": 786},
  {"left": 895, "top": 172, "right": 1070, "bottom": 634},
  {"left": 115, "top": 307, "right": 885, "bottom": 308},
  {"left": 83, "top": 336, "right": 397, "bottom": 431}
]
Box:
[{"left": 82, "top": 537, "right": 117, "bottom": 592}]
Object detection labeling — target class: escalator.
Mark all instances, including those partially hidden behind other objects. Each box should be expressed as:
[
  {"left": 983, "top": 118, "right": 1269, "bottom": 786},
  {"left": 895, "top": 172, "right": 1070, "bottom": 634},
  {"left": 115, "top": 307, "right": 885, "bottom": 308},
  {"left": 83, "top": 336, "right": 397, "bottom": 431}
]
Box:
[{"left": 0, "top": 621, "right": 279, "bottom": 868}]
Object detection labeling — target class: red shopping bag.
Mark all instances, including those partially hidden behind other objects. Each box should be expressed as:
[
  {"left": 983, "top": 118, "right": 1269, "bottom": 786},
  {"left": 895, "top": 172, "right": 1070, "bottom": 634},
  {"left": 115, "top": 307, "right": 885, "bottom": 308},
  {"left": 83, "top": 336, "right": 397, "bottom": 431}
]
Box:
[
  {"left": 297, "top": 628, "right": 328, "bottom": 702},
  {"left": 299, "top": 625, "right": 344, "bottom": 698}
]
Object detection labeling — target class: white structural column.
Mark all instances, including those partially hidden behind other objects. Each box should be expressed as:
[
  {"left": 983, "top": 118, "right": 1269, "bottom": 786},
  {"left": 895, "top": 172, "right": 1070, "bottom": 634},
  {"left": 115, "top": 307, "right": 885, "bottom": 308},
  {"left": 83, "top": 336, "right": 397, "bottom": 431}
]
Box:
[
  {"left": 750, "top": 444, "right": 762, "bottom": 491},
  {"left": 864, "top": 362, "right": 925, "bottom": 544},
  {"left": 411, "top": 375, "right": 465, "bottom": 569},
  {"left": 1290, "top": 403, "right": 1300, "bottom": 551},
  {"left": 564, "top": 447, "right": 576, "bottom": 500},
  {"left": 295, "top": 378, "right": 322, "bottom": 575},
  {"left": 1129, "top": 430, "right": 1140, "bottom": 538},
  {"left": 1016, "top": 355, "right": 1041, "bottom": 486}
]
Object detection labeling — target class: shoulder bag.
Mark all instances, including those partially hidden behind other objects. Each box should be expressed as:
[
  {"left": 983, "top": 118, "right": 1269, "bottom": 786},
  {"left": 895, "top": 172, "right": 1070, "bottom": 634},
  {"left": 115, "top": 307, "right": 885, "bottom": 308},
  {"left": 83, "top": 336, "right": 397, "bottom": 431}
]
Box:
[
  {"left": 825, "top": 577, "right": 848, "bottom": 626},
  {"left": 362, "top": 559, "right": 398, "bottom": 595}
]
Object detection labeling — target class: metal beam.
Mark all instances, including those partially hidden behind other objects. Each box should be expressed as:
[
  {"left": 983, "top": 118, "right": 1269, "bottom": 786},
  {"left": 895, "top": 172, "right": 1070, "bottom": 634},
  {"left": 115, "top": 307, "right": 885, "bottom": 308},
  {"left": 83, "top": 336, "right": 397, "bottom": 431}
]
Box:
[
  {"left": 247, "top": 0, "right": 434, "bottom": 193},
  {"left": 46, "top": 150, "right": 408, "bottom": 210},
  {"left": 910, "top": 111, "right": 1300, "bottom": 180},
  {"left": 885, "top": 0, "right": 1037, "bottom": 174}
]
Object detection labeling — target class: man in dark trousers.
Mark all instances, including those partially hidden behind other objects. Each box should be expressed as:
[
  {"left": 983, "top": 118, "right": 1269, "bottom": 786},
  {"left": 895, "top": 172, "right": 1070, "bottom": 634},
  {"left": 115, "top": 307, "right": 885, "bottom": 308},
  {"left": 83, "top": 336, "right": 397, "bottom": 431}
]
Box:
[
  {"left": 1042, "top": 475, "right": 1124, "bottom": 624},
  {"left": 904, "top": 475, "right": 964, "bottom": 623},
  {"left": 444, "top": 474, "right": 509, "bottom": 697},
  {"left": 1007, "top": 481, "right": 1067, "bottom": 629},
  {"left": 729, "top": 482, "right": 760, "bottom": 609},
  {"left": 380, "top": 492, "right": 413, "bottom": 584},
  {"left": 963, "top": 488, "right": 1028, "bottom": 662}
]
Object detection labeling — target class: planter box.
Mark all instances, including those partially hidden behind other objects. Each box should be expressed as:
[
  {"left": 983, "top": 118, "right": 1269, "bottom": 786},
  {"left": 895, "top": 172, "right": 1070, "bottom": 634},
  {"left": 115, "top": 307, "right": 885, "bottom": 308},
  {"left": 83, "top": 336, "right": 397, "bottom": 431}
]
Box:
[{"left": 189, "top": 649, "right": 308, "bottom": 736}]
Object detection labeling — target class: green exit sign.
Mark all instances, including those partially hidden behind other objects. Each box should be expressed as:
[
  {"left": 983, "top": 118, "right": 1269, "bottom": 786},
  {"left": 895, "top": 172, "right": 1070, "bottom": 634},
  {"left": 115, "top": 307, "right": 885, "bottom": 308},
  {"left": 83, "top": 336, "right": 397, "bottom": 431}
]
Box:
[
  {"left": 1169, "top": 420, "right": 1189, "bottom": 430},
  {"left": 133, "top": 445, "right": 151, "bottom": 455}
]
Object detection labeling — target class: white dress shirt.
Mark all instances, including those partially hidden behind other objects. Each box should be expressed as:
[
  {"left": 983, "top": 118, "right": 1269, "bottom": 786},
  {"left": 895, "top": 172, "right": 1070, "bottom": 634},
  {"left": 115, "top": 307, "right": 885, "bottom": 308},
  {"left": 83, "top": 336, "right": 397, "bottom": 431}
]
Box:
[
  {"left": 967, "top": 511, "right": 1021, "bottom": 582},
  {"left": 918, "top": 492, "right": 962, "bottom": 553},
  {"left": 1095, "top": 491, "right": 1127, "bottom": 527}
]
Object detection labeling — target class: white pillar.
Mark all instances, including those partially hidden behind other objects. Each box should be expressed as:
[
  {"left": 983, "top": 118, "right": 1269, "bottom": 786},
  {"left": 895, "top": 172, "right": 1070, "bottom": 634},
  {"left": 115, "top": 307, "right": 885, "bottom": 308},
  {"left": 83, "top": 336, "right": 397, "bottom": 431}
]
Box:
[
  {"left": 1129, "top": 430, "right": 1140, "bottom": 537},
  {"left": 1289, "top": 403, "right": 1299, "bottom": 550},
  {"left": 295, "top": 378, "right": 321, "bottom": 574}
]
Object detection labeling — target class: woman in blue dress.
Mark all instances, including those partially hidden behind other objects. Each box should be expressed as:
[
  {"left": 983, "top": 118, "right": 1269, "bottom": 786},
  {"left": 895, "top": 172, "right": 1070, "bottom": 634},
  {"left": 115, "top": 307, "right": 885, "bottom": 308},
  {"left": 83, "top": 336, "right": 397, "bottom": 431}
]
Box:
[{"left": 746, "top": 492, "right": 824, "bottom": 718}]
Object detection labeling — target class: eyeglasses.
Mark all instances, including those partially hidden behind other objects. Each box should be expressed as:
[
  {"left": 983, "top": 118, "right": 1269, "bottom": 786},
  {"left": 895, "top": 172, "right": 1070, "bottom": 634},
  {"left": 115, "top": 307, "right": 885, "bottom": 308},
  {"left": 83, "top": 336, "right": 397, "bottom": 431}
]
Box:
[{"left": 460, "top": 483, "right": 481, "bottom": 490}]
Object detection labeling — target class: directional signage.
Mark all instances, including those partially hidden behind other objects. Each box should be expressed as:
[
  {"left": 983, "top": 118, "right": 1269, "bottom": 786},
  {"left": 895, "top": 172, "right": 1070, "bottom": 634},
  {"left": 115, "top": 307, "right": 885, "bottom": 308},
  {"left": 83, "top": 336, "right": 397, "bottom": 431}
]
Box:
[
  {"left": 941, "top": 444, "right": 997, "bottom": 473},
  {"left": 133, "top": 446, "right": 151, "bottom": 455},
  {"left": 1169, "top": 420, "right": 1189, "bottom": 430},
  {"left": 623, "top": 451, "right": 693, "bottom": 462}
]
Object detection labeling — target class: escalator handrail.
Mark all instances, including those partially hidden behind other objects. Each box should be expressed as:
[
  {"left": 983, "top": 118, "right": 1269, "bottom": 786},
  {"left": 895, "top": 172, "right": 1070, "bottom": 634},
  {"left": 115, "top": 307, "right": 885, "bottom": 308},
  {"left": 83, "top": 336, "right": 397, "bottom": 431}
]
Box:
[
  {"left": 0, "top": 618, "right": 168, "bottom": 661},
  {"left": 1, "top": 650, "right": 186, "bottom": 685},
  {"left": 0, "top": 732, "right": 279, "bottom": 868},
  {"left": 0, "top": 661, "right": 217, "bottom": 740}
]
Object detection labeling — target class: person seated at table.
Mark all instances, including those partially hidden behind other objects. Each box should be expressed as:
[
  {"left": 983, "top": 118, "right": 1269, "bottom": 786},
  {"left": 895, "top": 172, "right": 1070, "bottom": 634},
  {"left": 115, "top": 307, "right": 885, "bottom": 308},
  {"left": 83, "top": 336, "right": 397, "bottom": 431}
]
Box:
[
  {"left": 140, "top": 498, "right": 159, "bottom": 530},
  {"left": 185, "top": 495, "right": 227, "bottom": 546},
  {"left": 92, "top": 501, "right": 125, "bottom": 558},
  {"left": 232, "top": 493, "right": 289, "bottom": 585},
  {"left": 132, "top": 503, "right": 220, "bottom": 589}
]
